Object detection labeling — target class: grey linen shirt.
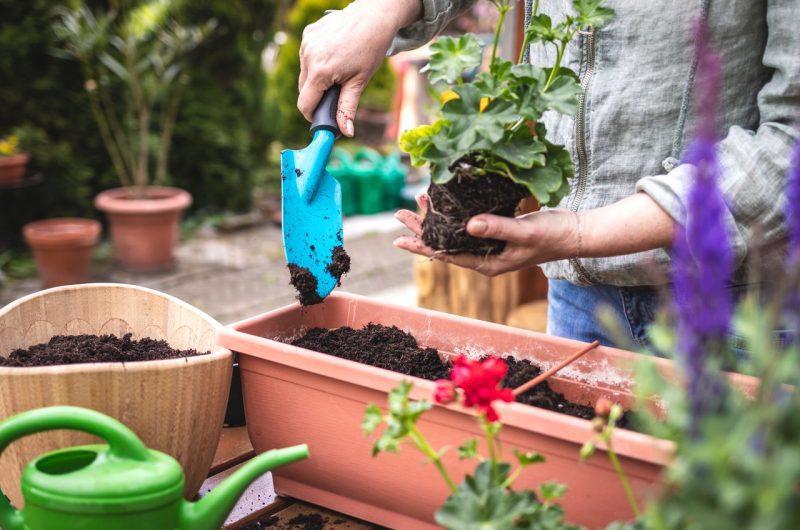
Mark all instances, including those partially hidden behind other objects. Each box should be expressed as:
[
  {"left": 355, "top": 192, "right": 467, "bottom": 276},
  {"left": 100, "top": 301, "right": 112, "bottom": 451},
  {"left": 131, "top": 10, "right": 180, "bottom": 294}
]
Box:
[{"left": 388, "top": 0, "right": 800, "bottom": 287}]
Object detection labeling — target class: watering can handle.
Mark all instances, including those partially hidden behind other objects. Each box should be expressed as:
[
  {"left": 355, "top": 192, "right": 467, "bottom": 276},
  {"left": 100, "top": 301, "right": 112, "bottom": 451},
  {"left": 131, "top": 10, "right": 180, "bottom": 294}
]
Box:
[
  {"left": 0, "top": 406, "right": 151, "bottom": 530},
  {"left": 311, "top": 84, "right": 341, "bottom": 137}
]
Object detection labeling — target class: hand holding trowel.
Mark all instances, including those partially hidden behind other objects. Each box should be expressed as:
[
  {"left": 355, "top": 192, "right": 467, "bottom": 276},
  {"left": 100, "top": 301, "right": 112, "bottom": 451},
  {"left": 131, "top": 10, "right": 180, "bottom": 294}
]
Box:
[{"left": 282, "top": 84, "right": 351, "bottom": 305}]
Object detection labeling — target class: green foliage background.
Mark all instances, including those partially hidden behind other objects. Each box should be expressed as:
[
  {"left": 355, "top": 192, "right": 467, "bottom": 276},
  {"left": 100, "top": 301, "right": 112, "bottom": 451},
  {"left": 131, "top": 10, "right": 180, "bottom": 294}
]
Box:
[
  {"left": 0, "top": 0, "right": 278, "bottom": 247},
  {"left": 267, "top": 0, "right": 396, "bottom": 147}
]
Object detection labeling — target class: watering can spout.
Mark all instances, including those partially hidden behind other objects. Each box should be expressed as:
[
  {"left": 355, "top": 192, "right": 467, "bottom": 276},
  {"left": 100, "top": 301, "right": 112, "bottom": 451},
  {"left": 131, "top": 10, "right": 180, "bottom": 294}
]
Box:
[{"left": 180, "top": 444, "right": 309, "bottom": 530}]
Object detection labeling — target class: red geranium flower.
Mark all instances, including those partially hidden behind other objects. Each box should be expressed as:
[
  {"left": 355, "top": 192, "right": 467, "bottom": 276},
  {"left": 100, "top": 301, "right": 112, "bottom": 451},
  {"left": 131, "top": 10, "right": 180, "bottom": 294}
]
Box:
[
  {"left": 448, "top": 355, "right": 514, "bottom": 422},
  {"left": 434, "top": 379, "right": 456, "bottom": 404}
]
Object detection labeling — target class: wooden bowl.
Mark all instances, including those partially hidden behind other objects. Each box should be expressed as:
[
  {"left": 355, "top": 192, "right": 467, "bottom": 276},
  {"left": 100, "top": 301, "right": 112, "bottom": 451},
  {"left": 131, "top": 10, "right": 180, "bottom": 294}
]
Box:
[{"left": 0, "top": 283, "right": 232, "bottom": 507}]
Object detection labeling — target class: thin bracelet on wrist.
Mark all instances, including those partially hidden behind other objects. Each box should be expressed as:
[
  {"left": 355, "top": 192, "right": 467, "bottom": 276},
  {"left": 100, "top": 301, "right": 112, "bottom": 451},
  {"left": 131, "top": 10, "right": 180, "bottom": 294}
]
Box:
[{"left": 573, "top": 210, "right": 582, "bottom": 260}]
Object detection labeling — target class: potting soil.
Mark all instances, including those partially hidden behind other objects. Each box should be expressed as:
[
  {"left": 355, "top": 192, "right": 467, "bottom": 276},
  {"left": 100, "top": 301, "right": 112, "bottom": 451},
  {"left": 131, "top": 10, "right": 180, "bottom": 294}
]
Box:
[
  {"left": 0, "top": 333, "right": 209, "bottom": 367},
  {"left": 288, "top": 245, "right": 351, "bottom": 306},
  {"left": 288, "top": 323, "right": 633, "bottom": 427},
  {"left": 422, "top": 170, "right": 528, "bottom": 255}
]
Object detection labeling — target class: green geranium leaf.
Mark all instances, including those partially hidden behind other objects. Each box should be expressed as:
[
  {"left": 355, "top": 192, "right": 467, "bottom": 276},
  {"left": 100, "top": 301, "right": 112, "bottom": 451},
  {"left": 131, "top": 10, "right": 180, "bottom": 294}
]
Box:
[
  {"left": 362, "top": 404, "right": 383, "bottom": 436},
  {"left": 474, "top": 71, "right": 509, "bottom": 99},
  {"left": 514, "top": 449, "right": 546, "bottom": 467},
  {"left": 458, "top": 438, "right": 479, "bottom": 460},
  {"left": 573, "top": 0, "right": 615, "bottom": 29},
  {"left": 513, "top": 141, "right": 573, "bottom": 206},
  {"left": 540, "top": 482, "right": 568, "bottom": 502},
  {"left": 387, "top": 380, "right": 412, "bottom": 415},
  {"left": 435, "top": 462, "right": 532, "bottom": 530},
  {"left": 443, "top": 84, "right": 517, "bottom": 151},
  {"left": 490, "top": 57, "right": 514, "bottom": 81},
  {"left": 427, "top": 34, "right": 483, "bottom": 84},
  {"left": 543, "top": 74, "right": 582, "bottom": 115},
  {"left": 399, "top": 120, "right": 447, "bottom": 167},
  {"left": 494, "top": 129, "right": 546, "bottom": 169},
  {"left": 510, "top": 63, "right": 547, "bottom": 85},
  {"left": 525, "top": 14, "right": 557, "bottom": 44}
]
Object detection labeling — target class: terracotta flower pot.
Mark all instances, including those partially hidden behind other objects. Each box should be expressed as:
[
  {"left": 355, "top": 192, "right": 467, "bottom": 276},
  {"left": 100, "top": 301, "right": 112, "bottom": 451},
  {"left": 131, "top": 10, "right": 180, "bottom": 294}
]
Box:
[
  {"left": 94, "top": 186, "right": 192, "bottom": 271},
  {"left": 23, "top": 218, "right": 101, "bottom": 288},
  {"left": 218, "top": 292, "right": 676, "bottom": 529},
  {"left": 0, "top": 154, "right": 30, "bottom": 185},
  {"left": 0, "top": 283, "right": 232, "bottom": 508}
]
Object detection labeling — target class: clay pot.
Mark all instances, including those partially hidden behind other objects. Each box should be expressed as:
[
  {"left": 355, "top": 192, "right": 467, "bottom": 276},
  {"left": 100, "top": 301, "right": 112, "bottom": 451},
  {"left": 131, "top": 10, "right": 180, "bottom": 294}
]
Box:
[
  {"left": 94, "top": 186, "right": 192, "bottom": 271},
  {"left": 218, "top": 292, "right": 675, "bottom": 529},
  {"left": 354, "top": 109, "right": 391, "bottom": 146},
  {"left": 0, "top": 154, "right": 30, "bottom": 185},
  {"left": 0, "top": 283, "right": 232, "bottom": 507},
  {"left": 23, "top": 218, "right": 101, "bottom": 288}
]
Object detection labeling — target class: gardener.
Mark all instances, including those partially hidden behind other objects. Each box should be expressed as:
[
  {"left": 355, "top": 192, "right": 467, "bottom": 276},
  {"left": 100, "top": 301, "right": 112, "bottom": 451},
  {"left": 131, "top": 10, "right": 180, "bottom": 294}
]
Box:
[{"left": 297, "top": 0, "right": 799, "bottom": 347}]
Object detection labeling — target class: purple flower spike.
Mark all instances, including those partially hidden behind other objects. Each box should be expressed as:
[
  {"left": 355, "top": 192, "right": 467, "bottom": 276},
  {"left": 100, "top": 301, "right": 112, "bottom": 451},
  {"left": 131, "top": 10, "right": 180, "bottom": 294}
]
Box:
[
  {"left": 787, "top": 139, "right": 800, "bottom": 264},
  {"left": 671, "top": 18, "right": 732, "bottom": 426}
]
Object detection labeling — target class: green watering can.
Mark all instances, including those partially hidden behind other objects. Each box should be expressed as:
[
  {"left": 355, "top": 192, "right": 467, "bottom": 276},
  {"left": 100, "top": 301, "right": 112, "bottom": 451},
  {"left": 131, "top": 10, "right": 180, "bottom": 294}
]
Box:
[{"left": 0, "top": 406, "right": 309, "bottom": 530}]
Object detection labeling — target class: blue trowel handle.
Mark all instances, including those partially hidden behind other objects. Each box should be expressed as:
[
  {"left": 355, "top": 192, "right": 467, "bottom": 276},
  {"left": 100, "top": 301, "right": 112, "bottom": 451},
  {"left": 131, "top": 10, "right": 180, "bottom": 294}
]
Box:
[{"left": 311, "top": 84, "right": 341, "bottom": 137}]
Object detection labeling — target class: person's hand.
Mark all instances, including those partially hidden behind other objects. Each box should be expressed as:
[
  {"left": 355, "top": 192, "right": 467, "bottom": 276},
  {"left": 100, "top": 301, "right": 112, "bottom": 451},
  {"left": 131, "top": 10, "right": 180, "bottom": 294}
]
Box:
[
  {"left": 298, "top": 0, "right": 422, "bottom": 137},
  {"left": 393, "top": 194, "right": 580, "bottom": 276}
]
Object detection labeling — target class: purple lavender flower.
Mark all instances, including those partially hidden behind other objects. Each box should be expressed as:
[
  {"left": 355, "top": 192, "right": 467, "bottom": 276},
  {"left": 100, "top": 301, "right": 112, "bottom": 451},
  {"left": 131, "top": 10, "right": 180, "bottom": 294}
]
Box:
[
  {"left": 787, "top": 139, "right": 800, "bottom": 264},
  {"left": 670, "top": 19, "right": 732, "bottom": 426}
]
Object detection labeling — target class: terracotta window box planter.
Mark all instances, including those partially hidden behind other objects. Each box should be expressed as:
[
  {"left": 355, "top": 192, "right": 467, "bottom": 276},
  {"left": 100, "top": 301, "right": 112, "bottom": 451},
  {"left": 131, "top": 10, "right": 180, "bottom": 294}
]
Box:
[{"left": 218, "top": 292, "right": 677, "bottom": 529}]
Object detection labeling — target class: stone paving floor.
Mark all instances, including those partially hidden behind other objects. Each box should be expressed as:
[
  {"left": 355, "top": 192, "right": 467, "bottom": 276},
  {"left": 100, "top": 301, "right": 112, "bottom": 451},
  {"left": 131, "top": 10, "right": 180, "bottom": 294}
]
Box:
[{"left": 0, "top": 213, "right": 418, "bottom": 324}]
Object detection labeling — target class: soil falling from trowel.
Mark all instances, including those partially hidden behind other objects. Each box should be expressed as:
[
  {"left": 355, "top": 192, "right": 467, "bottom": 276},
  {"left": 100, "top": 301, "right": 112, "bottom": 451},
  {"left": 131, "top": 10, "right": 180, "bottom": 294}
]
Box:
[
  {"left": 288, "top": 245, "right": 351, "bottom": 306},
  {"left": 327, "top": 246, "right": 351, "bottom": 286}
]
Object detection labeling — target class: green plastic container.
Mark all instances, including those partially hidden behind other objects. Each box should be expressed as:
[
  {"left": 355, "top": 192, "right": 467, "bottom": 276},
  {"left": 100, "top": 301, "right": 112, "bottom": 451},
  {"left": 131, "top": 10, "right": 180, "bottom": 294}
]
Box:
[
  {"left": 327, "top": 148, "right": 358, "bottom": 216},
  {"left": 380, "top": 151, "right": 408, "bottom": 210},
  {"left": 352, "top": 148, "right": 385, "bottom": 215}
]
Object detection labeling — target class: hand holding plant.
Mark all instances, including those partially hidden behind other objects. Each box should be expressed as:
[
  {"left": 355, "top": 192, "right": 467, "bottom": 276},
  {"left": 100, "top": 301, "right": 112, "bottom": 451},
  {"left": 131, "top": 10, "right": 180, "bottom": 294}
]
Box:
[
  {"left": 363, "top": 356, "right": 580, "bottom": 530},
  {"left": 397, "top": 0, "right": 613, "bottom": 256}
]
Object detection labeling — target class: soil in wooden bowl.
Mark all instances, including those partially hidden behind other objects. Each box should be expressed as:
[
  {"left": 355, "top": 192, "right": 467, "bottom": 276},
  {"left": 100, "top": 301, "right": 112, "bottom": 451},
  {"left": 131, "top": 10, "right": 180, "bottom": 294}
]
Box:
[
  {"left": 422, "top": 170, "right": 528, "bottom": 255},
  {"left": 0, "top": 333, "right": 210, "bottom": 367},
  {"left": 288, "top": 245, "right": 351, "bottom": 306},
  {"left": 287, "top": 324, "right": 634, "bottom": 428}
]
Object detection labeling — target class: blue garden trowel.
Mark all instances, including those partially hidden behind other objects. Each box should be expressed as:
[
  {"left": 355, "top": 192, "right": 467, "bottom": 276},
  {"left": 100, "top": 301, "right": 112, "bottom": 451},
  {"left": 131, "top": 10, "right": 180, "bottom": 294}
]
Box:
[{"left": 281, "top": 85, "right": 347, "bottom": 305}]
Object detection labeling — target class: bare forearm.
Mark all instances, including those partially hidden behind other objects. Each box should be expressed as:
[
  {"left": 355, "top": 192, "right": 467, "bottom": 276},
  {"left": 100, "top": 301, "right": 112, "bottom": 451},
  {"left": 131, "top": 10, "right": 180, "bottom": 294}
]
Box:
[{"left": 580, "top": 193, "right": 675, "bottom": 258}]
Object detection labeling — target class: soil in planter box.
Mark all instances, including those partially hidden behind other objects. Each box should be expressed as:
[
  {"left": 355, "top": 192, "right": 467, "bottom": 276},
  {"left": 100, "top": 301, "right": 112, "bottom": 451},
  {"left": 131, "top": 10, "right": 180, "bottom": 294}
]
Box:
[
  {"left": 290, "top": 324, "right": 451, "bottom": 380},
  {"left": 290, "top": 324, "right": 634, "bottom": 428},
  {"left": 288, "top": 246, "right": 351, "bottom": 306},
  {"left": 422, "top": 171, "right": 528, "bottom": 255},
  {"left": 0, "top": 333, "right": 209, "bottom": 367}
]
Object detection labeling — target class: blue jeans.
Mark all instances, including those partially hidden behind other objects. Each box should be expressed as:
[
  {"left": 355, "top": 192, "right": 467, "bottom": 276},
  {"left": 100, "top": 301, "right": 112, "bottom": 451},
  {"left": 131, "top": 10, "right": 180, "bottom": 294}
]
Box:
[
  {"left": 547, "top": 279, "right": 796, "bottom": 356},
  {"left": 547, "top": 279, "right": 660, "bottom": 349}
]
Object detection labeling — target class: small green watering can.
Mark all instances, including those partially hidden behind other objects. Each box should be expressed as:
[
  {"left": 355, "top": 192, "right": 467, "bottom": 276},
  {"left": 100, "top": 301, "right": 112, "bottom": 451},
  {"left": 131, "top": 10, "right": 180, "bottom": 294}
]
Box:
[{"left": 0, "top": 406, "right": 309, "bottom": 530}]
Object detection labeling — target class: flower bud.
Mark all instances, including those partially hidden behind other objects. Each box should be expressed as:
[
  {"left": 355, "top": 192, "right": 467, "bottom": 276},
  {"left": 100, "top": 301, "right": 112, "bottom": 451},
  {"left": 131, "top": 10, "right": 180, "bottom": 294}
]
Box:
[
  {"left": 580, "top": 441, "right": 595, "bottom": 461},
  {"left": 592, "top": 417, "right": 605, "bottom": 433},
  {"left": 594, "top": 397, "right": 612, "bottom": 418}
]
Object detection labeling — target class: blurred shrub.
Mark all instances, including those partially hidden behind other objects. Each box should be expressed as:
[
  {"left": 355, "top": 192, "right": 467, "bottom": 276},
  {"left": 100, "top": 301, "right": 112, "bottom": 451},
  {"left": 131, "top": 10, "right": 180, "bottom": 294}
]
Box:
[
  {"left": 267, "top": 0, "right": 397, "bottom": 147},
  {"left": 171, "top": 0, "right": 278, "bottom": 211},
  {"left": 0, "top": 0, "right": 278, "bottom": 238}
]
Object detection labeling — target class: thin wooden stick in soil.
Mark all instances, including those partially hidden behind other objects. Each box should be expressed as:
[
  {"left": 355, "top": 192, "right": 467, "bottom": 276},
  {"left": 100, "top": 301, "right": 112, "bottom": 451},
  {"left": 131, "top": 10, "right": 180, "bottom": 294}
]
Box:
[{"left": 512, "top": 340, "right": 600, "bottom": 397}]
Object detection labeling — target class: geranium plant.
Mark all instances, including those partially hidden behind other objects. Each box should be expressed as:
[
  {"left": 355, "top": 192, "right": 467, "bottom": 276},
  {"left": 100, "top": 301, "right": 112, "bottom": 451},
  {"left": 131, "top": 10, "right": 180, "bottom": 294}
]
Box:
[
  {"left": 363, "top": 356, "right": 580, "bottom": 530},
  {"left": 400, "top": 0, "right": 613, "bottom": 254}
]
